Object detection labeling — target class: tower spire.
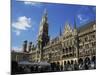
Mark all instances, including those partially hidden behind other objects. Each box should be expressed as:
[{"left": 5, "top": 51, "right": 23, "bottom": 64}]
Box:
[
  {"left": 39, "top": 8, "right": 48, "bottom": 35},
  {"left": 74, "top": 16, "right": 77, "bottom": 29},
  {"left": 41, "top": 8, "right": 48, "bottom": 24},
  {"left": 60, "top": 25, "right": 62, "bottom": 36},
  {"left": 38, "top": 8, "right": 49, "bottom": 61}
]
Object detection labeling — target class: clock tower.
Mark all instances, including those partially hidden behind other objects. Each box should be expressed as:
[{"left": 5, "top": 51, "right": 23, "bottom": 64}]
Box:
[{"left": 38, "top": 9, "right": 49, "bottom": 61}]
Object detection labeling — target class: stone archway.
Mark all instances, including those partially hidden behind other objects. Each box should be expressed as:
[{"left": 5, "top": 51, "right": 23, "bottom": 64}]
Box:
[
  {"left": 63, "top": 61, "right": 67, "bottom": 71},
  {"left": 57, "top": 62, "right": 60, "bottom": 65},
  {"left": 84, "top": 57, "right": 91, "bottom": 69},
  {"left": 71, "top": 60, "right": 74, "bottom": 64},
  {"left": 70, "top": 60, "right": 74, "bottom": 70},
  {"left": 67, "top": 60, "right": 70, "bottom": 65},
  {"left": 91, "top": 56, "right": 96, "bottom": 64},
  {"left": 66, "top": 60, "right": 71, "bottom": 71},
  {"left": 64, "top": 61, "right": 67, "bottom": 65},
  {"left": 84, "top": 57, "right": 90, "bottom": 64},
  {"left": 78, "top": 58, "right": 83, "bottom": 64},
  {"left": 74, "top": 60, "right": 78, "bottom": 70},
  {"left": 91, "top": 56, "right": 96, "bottom": 69},
  {"left": 78, "top": 58, "right": 84, "bottom": 70},
  {"left": 57, "top": 62, "right": 60, "bottom": 71},
  {"left": 51, "top": 62, "right": 56, "bottom": 71},
  {"left": 67, "top": 60, "right": 70, "bottom": 68}
]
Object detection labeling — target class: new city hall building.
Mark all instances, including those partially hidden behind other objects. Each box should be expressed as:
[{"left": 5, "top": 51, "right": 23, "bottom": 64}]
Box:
[{"left": 12, "top": 9, "right": 96, "bottom": 70}]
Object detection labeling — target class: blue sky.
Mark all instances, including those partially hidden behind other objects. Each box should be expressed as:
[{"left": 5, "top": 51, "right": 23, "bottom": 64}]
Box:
[{"left": 11, "top": 0, "right": 96, "bottom": 52}]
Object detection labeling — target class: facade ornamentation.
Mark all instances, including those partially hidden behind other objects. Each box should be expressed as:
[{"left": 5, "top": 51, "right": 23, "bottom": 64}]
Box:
[{"left": 12, "top": 9, "right": 96, "bottom": 69}]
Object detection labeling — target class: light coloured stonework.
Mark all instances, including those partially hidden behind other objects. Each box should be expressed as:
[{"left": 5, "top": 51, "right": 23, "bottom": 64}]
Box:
[{"left": 11, "top": 9, "right": 96, "bottom": 69}]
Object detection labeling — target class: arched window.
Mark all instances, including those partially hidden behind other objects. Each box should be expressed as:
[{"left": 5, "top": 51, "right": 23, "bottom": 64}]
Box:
[
  {"left": 66, "top": 47, "right": 68, "bottom": 53},
  {"left": 63, "top": 48, "right": 65, "bottom": 53},
  {"left": 78, "top": 58, "right": 83, "bottom": 64},
  {"left": 84, "top": 57, "right": 90, "bottom": 64},
  {"left": 67, "top": 61, "right": 70, "bottom": 65},
  {"left": 92, "top": 56, "right": 96, "bottom": 64},
  {"left": 71, "top": 60, "right": 74, "bottom": 64},
  {"left": 64, "top": 61, "right": 66, "bottom": 65}
]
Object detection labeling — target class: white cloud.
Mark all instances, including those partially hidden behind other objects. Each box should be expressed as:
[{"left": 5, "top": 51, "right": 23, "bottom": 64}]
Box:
[
  {"left": 11, "top": 46, "right": 23, "bottom": 52},
  {"left": 77, "top": 6, "right": 95, "bottom": 24},
  {"left": 24, "top": 1, "right": 37, "bottom": 5},
  {"left": 12, "top": 16, "right": 32, "bottom": 36},
  {"left": 16, "top": 30, "right": 20, "bottom": 36},
  {"left": 77, "top": 14, "right": 83, "bottom": 21},
  {"left": 77, "top": 14, "right": 89, "bottom": 23},
  {"left": 12, "top": 16, "right": 31, "bottom": 30},
  {"left": 13, "top": 30, "right": 21, "bottom": 36},
  {"left": 24, "top": 1, "right": 43, "bottom": 7}
]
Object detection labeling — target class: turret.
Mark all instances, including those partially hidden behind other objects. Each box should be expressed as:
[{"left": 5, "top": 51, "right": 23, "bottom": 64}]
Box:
[
  {"left": 23, "top": 40, "right": 27, "bottom": 52},
  {"left": 28, "top": 42, "right": 32, "bottom": 52}
]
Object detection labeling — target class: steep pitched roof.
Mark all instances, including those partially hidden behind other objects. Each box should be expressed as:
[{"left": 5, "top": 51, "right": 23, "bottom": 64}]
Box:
[{"left": 78, "top": 20, "right": 96, "bottom": 32}]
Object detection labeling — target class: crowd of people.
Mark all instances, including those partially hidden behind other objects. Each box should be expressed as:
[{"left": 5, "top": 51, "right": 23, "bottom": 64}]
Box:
[{"left": 11, "top": 59, "right": 96, "bottom": 74}]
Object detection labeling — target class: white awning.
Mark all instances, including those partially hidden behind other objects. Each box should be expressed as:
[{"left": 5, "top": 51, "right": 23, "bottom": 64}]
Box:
[
  {"left": 38, "top": 62, "right": 50, "bottom": 66},
  {"left": 18, "top": 61, "right": 38, "bottom": 65}
]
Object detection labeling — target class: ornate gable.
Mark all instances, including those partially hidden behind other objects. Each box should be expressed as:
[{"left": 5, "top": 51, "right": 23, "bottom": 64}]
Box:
[{"left": 63, "top": 22, "right": 73, "bottom": 35}]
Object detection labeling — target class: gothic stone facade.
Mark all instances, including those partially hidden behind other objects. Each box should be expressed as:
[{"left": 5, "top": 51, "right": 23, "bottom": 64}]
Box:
[{"left": 11, "top": 9, "right": 96, "bottom": 68}]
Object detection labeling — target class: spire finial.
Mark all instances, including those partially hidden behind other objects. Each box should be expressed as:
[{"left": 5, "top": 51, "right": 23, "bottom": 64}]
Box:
[
  {"left": 74, "top": 16, "right": 77, "bottom": 29},
  {"left": 60, "top": 25, "right": 62, "bottom": 36},
  {"left": 44, "top": 8, "right": 47, "bottom": 16}
]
